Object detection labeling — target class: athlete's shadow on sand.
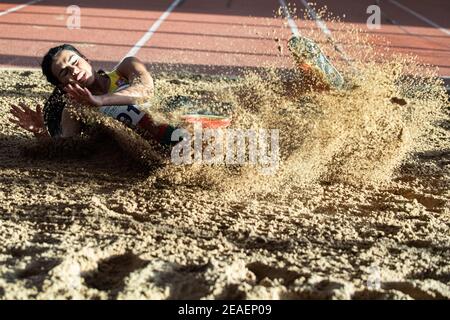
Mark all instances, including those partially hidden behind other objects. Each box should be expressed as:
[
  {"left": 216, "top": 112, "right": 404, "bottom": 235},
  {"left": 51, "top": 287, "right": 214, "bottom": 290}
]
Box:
[{"left": 0, "top": 132, "right": 156, "bottom": 184}]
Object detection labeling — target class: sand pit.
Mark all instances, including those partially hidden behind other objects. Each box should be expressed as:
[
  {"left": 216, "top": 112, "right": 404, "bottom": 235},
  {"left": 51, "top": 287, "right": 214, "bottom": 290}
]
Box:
[
  {"left": 1, "top": 8, "right": 449, "bottom": 298},
  {"left": 1, "top": 59, "right": 449, "bottom": 300}
]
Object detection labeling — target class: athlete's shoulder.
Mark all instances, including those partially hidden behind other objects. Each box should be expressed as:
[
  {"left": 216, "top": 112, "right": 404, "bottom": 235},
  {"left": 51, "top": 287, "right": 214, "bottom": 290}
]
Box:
[
  {"left": 116, "top": 56, "right": 147, "bottom": 78},
  {"left": 119, "top": 56, "right": 143, "bottom": 67}
]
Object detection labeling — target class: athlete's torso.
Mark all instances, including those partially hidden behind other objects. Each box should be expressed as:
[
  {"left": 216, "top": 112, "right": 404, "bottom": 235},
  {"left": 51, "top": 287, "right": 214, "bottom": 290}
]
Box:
[
  {"left": 43, "top": 69, "right": 142, "bottom": 137},
  {"left": 106, "top": 69, "right": 129, "bottom": 93}
]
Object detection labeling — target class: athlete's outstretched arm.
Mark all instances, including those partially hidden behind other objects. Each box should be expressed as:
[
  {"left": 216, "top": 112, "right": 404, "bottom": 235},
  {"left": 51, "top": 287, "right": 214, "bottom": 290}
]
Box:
[
  {"left": 8, "top": 103, "right": 50, "bottom": 139},
  {"left": 9, "top": 101, "right": 82, "bottom": 139}
]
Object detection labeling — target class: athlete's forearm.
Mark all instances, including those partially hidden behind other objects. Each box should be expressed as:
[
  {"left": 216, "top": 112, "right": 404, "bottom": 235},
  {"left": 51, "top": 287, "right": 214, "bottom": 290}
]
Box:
[
  {"left": 98, "top": 92, "right": 138, "bottom": 106},
  {"left": 99, "top": 80, "right": 154, "bottom": 106}
]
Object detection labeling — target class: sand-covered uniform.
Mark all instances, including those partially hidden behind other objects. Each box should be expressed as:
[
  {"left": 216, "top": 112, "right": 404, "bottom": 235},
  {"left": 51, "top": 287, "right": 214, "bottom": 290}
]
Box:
[{"left": 43, "top": 69, "right": 176, "bottom": 145}]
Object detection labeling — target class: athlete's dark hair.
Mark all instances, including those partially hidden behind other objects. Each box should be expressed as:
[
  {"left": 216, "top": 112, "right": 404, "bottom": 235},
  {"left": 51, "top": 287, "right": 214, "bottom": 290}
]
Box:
[{"left": 41, "top": 44, "right": 87, "bottom": 86}]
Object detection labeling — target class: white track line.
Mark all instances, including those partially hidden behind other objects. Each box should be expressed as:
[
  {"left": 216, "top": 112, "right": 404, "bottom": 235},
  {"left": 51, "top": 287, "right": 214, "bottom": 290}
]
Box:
[
  {"left": 299, "top": 0, "right": 353, "bottom": 65},
  {"left": 299, "top": 0, "right": 332, "bottom": 37},
  {"left": 278, "top": 0, "right": 300, "bottom": 37},
  {"left": 124, "top": 0, "right": 182, "bottom": 58},
  {"left": 0, "top": 0, "right": 42, "bottom": 17},
  {"left": 375, "top": 0, "right": 449, "bottom": 49},
  {"left": 389, "top": 0, "right": 450, "bottom": 36}
]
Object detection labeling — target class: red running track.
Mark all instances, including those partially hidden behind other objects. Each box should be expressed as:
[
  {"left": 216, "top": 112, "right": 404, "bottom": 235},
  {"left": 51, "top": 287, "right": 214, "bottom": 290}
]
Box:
[{"left": 0, "top": 0, "right": 448, "bottom": 82}]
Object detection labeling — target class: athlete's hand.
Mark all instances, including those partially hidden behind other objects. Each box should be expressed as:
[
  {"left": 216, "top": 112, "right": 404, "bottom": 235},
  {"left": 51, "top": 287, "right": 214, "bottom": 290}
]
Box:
[
  {"left": 64, "top": 83, "right": 103, "bottom": 107},
  {"left": 9, "top": 102, "right": 48, "bottom": 138}
]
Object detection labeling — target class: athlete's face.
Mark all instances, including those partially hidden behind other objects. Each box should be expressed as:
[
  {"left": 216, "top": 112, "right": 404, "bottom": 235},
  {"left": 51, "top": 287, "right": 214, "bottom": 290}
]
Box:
[{"left": 51, "top": 49, "right": 95, "bottom": 87}]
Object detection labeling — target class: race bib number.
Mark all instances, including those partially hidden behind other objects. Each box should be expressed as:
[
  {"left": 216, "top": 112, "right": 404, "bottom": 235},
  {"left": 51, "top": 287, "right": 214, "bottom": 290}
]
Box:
[{"left": 99, "top": 105, "right": 145, "bottom": 127}]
